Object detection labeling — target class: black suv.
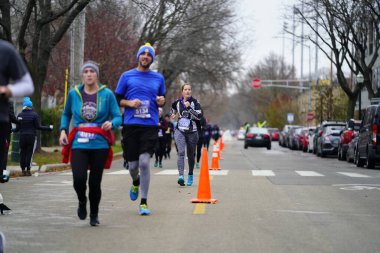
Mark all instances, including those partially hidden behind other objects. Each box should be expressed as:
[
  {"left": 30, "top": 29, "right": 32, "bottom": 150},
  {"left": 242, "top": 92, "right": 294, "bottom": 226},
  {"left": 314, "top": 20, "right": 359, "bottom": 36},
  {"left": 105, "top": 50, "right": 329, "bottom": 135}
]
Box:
[
  {"left": 315, "top": 121, "right": 346, "bottom": 157},
  {"left": 356, "top": 103, "right": 380, "bottom": 168}
]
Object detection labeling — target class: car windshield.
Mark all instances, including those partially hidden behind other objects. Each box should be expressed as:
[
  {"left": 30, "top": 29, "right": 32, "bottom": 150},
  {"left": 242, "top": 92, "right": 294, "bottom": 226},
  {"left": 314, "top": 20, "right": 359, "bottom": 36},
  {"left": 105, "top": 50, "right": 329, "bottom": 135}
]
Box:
[
  {"left": 248, "top": 127, "right": 268, "bottom": 134},
  {"left": 325, "top": 125, "right": 345, "bottom": 135}
]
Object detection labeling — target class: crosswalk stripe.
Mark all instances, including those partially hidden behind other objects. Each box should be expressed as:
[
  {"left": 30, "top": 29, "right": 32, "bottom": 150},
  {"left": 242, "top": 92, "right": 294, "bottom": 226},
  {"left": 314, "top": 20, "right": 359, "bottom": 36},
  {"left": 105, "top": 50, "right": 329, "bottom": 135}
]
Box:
[
  {"left": 337, "top": 172, "right": 371, "bottom": 178},
  {"left": 155, "top": 170, "right": 179, "bottom": 175},
  {"left": 251, "top": 170, "right": 275, "bottom": 176},
  {"left": 107, "top": 170, "right": 130, "bottom": 175},
  {"left": 295, "top": 171, "right": 324, "bottom": 177},
  {"left": 209, "top": 170, "right": 229, "bottom": 176}
]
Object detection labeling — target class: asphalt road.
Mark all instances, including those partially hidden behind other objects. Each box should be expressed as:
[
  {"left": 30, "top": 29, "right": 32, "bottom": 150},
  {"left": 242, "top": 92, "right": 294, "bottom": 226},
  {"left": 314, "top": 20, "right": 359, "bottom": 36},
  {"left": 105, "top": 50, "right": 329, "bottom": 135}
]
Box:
[{"left": 1, "top": 140, "right": 380, "bottom": 253}]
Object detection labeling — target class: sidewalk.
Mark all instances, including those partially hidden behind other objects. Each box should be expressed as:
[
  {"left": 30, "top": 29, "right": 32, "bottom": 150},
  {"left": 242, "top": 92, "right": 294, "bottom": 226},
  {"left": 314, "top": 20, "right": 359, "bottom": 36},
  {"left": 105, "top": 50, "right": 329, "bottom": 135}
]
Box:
[{"left": 6, "top": 146, "right": 123, "bottom": 177}]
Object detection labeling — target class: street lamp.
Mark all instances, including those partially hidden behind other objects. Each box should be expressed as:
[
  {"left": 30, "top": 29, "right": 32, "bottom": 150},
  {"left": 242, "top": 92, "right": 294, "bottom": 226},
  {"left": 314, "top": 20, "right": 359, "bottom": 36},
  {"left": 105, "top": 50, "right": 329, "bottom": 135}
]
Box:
[{"left": 356, "top": 73, "right": 364, "bottom": 119}]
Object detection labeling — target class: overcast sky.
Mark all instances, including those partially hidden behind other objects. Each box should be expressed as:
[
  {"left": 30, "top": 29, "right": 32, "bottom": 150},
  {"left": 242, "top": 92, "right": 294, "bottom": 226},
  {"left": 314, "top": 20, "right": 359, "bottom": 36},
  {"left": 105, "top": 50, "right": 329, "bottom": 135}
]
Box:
[{"left": 234, "top": 0, "right": 330, "bottom": 80}]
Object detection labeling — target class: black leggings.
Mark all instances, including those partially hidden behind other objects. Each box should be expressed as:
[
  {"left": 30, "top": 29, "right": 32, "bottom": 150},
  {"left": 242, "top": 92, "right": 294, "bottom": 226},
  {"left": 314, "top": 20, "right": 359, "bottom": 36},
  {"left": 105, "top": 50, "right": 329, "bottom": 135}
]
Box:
[
  {"left": 155, "top": 137, "right": 166, "bottom": 163},
  {"left": 196, "top": 137, "right": 203, "bottom": 163},
  {"left": 71, "top": 149, "right": 108, "bottom": 216},
  {"left": 19, "top": 134, "right": 36, "bottom": 171},
  {"left": 0, "top": 122, "right": 7, "bottom": 178}
]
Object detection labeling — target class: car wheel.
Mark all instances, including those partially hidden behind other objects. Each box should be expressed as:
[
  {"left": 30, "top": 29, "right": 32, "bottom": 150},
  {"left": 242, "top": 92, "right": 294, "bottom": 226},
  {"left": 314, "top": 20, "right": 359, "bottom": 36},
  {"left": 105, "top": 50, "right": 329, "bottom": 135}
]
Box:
[
  {"left": 267, "top": 145, "right": 271, "bottom": 150},
  {"left": 337, "top": 147, "right": 342, "bottom": 160},
  {"left": 366, "top": 155, "right": 375, "bottom": 169},
  {"left": 244, "top": 143, "right": 248, "bottom": 149},
  {"left": 356, "top": 150, "right": 365, "bottom": 167},
  {"left": 341, "top": 150, "right": 347, "bottom": 161}
]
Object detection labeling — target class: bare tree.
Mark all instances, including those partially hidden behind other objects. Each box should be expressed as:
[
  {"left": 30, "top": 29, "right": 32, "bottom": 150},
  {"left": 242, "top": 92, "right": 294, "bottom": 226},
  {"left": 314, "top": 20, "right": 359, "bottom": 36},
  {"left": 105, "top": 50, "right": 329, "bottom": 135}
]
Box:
[
  {"left": 291, "top": 0, "right": 380, "bottom": 119},
  {"left": 131, "top": 0, "right": 241, "bottom": 107},
  {"left": 0, "top": 0, "right": 92, "bottom": 149}
]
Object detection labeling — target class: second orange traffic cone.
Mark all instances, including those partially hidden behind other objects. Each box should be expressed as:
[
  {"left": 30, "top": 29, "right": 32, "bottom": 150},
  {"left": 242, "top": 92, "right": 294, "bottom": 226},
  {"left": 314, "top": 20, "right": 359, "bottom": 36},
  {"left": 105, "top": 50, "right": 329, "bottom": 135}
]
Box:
[
  {"left": 191, "top": 148, "right": 217, "bottom": 203},
  {"left": 210, "top": 150, "right": 221, "bottom": 170}
]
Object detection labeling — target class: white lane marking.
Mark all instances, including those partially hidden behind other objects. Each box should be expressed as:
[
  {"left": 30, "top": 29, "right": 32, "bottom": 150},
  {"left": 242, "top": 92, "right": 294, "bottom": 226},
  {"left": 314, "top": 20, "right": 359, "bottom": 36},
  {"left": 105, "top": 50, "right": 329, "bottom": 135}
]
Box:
[
  {"left": 106, "top": 170, "right": 130, "bottom": 175},
  {"left": 209, "top": 170, "right": 229, "bottom": 176},
  {"left": 251, "top": 170, "right": 275, "bottom": 176},
  {"left": 156, "top": 170, "right": 179, "bottom": 175},
  {"left": 295, "top": 171, "right": 324, "bottom": 177},
  {"left": 337, "top": 172, "right": 371, "bottom": 178},
  {"left": 34, "top": 180, "right": 72, "bottom": 186},
  {"left": 275, "top": 209, "right": 330, "bottom": 214},
  {"left": 60, "top": 171, "right": 72, "bottom": 175}
]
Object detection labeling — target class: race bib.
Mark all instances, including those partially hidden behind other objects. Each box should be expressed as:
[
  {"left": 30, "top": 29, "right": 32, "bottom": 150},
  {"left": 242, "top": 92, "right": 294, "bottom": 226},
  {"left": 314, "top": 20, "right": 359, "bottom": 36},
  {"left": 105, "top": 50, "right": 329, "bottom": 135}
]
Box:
[
  {"left": 158, "top": 129, "right": 164, "bottom": 137},
  {"left": 134, "top": 100, "right": 151, "bottom": 118},
  {"left": 78, "top": 131, "right": 97, "bottom": 140},
  {"left": 178, "top": 118, "right": 191, "bottom": 131}
]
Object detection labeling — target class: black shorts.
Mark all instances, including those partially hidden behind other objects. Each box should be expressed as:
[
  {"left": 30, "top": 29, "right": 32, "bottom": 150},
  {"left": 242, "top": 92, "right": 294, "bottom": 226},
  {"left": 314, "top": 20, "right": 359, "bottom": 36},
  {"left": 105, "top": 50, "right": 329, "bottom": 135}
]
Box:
[{"left": 122, "top": 125, "right": 158, "bottom": 161}]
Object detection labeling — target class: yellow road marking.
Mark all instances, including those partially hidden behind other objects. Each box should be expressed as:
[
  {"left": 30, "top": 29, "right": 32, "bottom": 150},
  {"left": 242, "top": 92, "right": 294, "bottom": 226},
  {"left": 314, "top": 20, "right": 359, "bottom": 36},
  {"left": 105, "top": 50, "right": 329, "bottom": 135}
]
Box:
[
  {"left": 193, "top": 203, "right": 206, "bottom": 214},
  {"left": 192, "top": 175, "right": 214, "bottom": 214}
]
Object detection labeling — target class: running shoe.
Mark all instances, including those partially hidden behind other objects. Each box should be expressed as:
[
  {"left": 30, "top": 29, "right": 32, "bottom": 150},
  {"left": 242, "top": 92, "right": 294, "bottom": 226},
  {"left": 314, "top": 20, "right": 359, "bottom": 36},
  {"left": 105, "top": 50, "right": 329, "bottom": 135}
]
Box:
[
  {"left": 90, "top": 215, "right": 100, "bottom": 226},
  {"left": 186, "top": 175, "right": 193, "bottom": 186},
  {"left": 196, "top": 163, "right": 200, "bottom": 169},
  {"left": 130, "top": 185, "right": 139, "bottom": 201},
  {"left": 139, "top": 204, "right": 151, "bottom": 215},
  {"left": 159, "top": 162, "right": 162, "bottom": 168},
  {"left": 154, "top": 161, "right": 158, "bottom": 167},
  {"left": 177, "top": 175, "right": 185, "bottom": 186},
  {"left": 0, "top": 204, "right": 11, "bottom": 215},
  {"left": 77, "top": 201, "right": 87, "bottom": 220}
]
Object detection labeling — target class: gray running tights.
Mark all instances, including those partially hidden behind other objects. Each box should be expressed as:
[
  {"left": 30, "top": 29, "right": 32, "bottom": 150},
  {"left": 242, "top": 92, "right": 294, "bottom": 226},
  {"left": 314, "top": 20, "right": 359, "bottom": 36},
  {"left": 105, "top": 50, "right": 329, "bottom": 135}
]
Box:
[
  {"left": 174, "top": 130, "right": 199, "bottom": 176},
  {"left": 128, "top": 153, "right": 150, "bottom": 199}
]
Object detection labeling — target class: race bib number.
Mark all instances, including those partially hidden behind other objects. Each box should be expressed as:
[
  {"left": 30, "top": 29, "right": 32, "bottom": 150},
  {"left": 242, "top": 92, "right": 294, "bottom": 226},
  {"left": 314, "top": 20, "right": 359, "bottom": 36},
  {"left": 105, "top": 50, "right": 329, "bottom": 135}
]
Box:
[
  {"left": 78, "top": 131, "right": 97, "bottom": 140},
  {"left": 134, "top": 100, "right": 151, "bottom": 118},
  {"left": 178, "top": 118, "right": 191, "bottom": 131},
  {"left": 158, "top": 129, "right": 164, "bottom": 137}
]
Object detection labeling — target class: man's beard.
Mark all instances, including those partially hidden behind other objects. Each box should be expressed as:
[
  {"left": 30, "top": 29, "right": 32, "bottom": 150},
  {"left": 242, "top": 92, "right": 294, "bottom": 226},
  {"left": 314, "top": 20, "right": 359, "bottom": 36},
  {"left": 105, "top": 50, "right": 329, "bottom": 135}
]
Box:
[{"left": 139, "top": 61, "right": 152, "bottom": 69}]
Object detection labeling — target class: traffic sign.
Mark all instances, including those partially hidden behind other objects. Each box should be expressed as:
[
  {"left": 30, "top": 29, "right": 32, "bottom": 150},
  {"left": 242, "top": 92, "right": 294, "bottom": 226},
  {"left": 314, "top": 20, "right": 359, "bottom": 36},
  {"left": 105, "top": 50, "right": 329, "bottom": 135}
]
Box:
[
  {"left": 287, "top": 113, "right": 294, "bottom": 124},
  {"left": 251, "top": 79, "right": 261, "bottom": 89},
  {"left": 306, "top": 112, "right": 314, "bottom": 121}
]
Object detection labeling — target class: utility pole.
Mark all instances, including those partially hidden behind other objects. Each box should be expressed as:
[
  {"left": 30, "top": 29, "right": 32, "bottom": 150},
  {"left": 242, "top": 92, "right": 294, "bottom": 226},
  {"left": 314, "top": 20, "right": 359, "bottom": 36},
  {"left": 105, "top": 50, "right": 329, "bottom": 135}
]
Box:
[
  {"left": 69, "top": 10, "right": 86, "bottom": 87},
  {"left": 300, "top": 1, "right": 304, "bottom": 93},
  {"left": 292, "top": 5, "right": 296, "bottom": 79}
]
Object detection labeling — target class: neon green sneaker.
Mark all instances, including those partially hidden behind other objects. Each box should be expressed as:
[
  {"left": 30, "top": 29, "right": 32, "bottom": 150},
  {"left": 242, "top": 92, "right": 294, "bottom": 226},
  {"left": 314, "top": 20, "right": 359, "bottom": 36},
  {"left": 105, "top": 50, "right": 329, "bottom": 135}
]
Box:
[
  {"left": 130, "top": 185, "right": 139, "bottom": 201},
  {"left": 139, "top": 204, "right": 151, "bottom": 215}
]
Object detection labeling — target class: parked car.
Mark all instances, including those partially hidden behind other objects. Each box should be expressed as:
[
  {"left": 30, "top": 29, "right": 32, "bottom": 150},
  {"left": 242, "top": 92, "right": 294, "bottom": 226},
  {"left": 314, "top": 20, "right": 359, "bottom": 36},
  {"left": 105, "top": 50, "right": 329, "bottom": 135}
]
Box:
[
  {"left": 316, "top": 121, "right": 346, "bottom": 157},
  {"left": 244, "top": 127, "right": 271, "bottom": 150},
  {"left": 346, "top": 135, "right": 359, "bottom": 163},
  {"left": 300, "top": 127, "right": 315, "bottom": 152},
  {"left": 356, "top": 103, "right": 380, "bottom": 168},
  {"left": 311, "top": 125, "right": 321, "bottom": 154},
  {"left": 268, "top": 128, "right": 280, "bottom": 141},
  {"left": 287, "top": 126, "right": 302, "bottom": 150},
  {"left": 337, "top": 119, "right": 361, "bottom": 161}
]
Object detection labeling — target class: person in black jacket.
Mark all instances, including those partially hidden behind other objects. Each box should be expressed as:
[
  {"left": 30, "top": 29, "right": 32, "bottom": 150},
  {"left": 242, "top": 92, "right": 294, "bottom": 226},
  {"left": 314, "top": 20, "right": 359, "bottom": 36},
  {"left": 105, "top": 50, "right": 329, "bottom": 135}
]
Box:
[
  {"left": 13, "top": 97, "right": 52, "bottom": 176},
  {"left": 0, "top": 102, "right": 18, "bottom": 173}
]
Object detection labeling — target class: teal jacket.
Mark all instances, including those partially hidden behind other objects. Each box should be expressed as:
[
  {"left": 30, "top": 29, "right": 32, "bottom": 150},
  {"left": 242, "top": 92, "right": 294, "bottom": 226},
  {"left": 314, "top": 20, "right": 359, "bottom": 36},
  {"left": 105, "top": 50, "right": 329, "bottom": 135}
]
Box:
[{"left": 60, "top": 84, "right": 122, "bottom": 149}]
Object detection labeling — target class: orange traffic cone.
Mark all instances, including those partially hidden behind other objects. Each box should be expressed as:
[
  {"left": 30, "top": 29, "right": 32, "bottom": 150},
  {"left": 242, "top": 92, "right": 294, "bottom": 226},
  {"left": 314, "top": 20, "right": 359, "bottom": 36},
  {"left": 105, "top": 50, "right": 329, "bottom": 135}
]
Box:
[
  {"left": 191, "top": 148, "right": 217, "bottom": 204},
  {"left": 214, "top": 140, "right": 224, "bottom": 160},
  {"left": 220, "top": 137, "right": 225, "bottom": 151},
  {"left": 210, "top": 150, "right": 221, "bottom": 170}
]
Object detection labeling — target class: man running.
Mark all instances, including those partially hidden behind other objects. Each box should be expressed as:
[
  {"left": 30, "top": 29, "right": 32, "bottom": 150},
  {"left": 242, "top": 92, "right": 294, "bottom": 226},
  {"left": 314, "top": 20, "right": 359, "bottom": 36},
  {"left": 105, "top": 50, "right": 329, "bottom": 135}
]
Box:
[
  {"left": 0, "top": 39, "right": 34, "bottom": 252},
  {"left": 115, "top": 43, "right": 166, "bottom": 215}
]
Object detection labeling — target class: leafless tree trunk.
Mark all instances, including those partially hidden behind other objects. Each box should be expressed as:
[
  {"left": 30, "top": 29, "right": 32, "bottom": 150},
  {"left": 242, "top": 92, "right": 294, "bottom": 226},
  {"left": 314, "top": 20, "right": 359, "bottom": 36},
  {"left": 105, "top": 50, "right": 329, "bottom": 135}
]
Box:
[{"left": 291, "top": 0, "right": 380, "bottom": 119}]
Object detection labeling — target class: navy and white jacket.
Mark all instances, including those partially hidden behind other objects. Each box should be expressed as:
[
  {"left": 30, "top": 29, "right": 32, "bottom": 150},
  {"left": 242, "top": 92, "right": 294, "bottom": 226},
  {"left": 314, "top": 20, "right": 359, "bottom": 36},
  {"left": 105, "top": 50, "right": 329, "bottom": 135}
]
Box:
[
  {"left": 13, "top": 108, "right": 51, "bottom": 135},
  {"left": 171, "top": 97, "right": 202, "bottom": 133}
]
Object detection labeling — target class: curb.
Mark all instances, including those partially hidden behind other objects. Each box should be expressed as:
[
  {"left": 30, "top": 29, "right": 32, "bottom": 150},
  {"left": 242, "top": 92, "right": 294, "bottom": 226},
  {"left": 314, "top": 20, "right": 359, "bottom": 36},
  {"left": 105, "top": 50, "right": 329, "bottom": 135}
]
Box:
[{"left": 7, "top": 152, "right": 123, "bottom": 176}]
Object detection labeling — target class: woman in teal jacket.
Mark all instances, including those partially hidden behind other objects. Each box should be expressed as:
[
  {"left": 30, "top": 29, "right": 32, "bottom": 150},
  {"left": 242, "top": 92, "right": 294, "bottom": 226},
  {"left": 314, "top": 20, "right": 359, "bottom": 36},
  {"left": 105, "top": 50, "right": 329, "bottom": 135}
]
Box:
[{"left": 59, "top": 61, "right": 121, "bottom": 226}]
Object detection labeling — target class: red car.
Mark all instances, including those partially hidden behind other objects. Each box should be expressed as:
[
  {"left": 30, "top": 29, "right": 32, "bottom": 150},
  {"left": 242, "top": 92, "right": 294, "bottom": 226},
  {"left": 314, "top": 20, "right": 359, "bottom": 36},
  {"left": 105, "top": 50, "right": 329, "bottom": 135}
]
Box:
[
  {"left": 337, "top": 119, "right": 361, "bottom": 161},
  {"left": 268, "top": 128, "right": 280, "bottom": 141},
  {"left": 299, "top": 128, "right": 310, "bottom": 152}
]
